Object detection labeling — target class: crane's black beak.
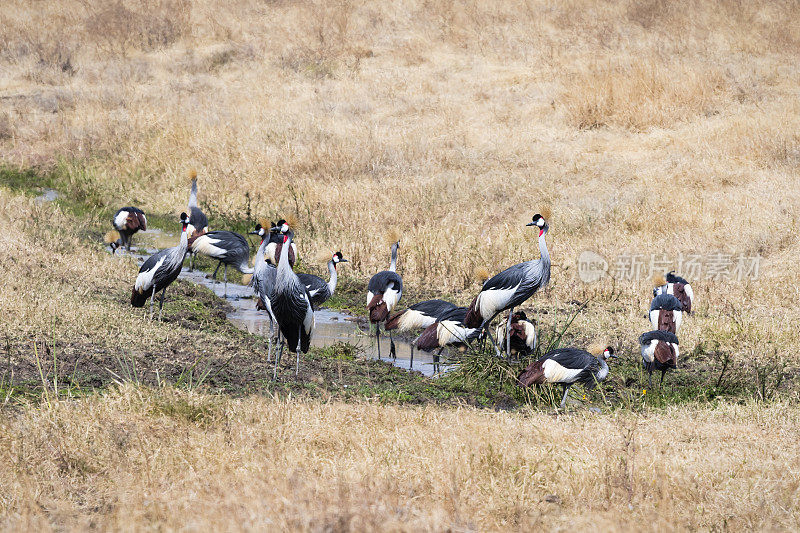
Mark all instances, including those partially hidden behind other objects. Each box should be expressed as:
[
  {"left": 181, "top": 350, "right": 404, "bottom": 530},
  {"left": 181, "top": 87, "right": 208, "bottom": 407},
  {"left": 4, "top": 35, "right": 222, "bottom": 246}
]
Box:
[
  {"left": 339, "top": 258, "right": 349, "bottom": 262},
  {"left": 248, "top": 231, "right": 258, "bottom": 235},
  {"left": 526, "top": 222, "right": 536, "bottom": 226},
  {"left": 269, "top": 226, "right": 280, "bottom": 232}
]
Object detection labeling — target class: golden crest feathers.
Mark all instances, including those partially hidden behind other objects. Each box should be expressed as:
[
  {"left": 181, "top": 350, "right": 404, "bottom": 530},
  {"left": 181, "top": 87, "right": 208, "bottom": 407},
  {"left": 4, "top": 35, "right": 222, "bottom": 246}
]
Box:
[
  {"left": 383, "top": 228, "right": 401, "bottom": 246},
  {"left": 653, "top": 273, "right": 667, "bottom": 287},
  {"left": 474, "top": 266, "right": 490, "bottom": 282},
  {"left": 587, "top": 342, "right": 608, "bottom": 357},
  {"left": 188, "top": 168, "right": 197, "bottom": 181},
  {"left": 258, "top": 217, "right": 271, "bottom": 229},
  {"left": 285, "top": 213, "right": 299, "bottom": 228},
  {"left": 104, "top": 230, "right": 120, "bottom": 244},
  {"left": 539, "top": 206, "right": 552, "bottom": 220}
]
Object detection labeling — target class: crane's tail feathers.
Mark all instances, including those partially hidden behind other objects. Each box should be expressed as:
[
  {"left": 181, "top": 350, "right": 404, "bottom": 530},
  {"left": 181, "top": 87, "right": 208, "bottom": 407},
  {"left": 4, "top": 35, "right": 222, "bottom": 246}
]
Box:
[
  {"left": 384, "top": 310, "right": 404, "bottom": 330},
  {"left": 464, "top": 295, "right": 482, "bottom": 328},
  {"left": 518, "top": 361, "right": 545, "bottom": 387},
  {"left": 414, "top": 323, "right": 440, "bottom": 352},
  {"left": 131, "top": 288, "right": 149, "bottom": 307},
  {"left": 369, "top": 301, "right": 389, "bottom": 323}
]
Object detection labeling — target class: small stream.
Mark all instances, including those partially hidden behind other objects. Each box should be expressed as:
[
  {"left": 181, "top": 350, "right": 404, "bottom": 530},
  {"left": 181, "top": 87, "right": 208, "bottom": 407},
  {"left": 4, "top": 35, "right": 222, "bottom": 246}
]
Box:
[{"left": 123, "top": 229, "right": 445, "bottom": 377}]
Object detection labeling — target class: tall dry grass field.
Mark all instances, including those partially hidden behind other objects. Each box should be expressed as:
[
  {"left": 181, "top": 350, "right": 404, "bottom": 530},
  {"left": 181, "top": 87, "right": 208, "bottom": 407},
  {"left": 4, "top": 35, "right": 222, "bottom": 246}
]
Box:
[
  {"left": 1, "top": 386, "right": 799, "bottom": 531},
  {"left": 2, "top": 1, "right": 800, "bottom": 529}
]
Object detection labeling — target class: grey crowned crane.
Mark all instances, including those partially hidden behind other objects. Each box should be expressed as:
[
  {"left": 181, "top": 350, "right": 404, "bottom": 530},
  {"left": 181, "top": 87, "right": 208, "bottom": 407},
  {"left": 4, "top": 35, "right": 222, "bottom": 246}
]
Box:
[
  {"left": 189, "top": 230, "right": 254, "bottom": 298},
  {"left": 494, "top": 310, "right": 537, "bottom": 357},
  {"left": 249, "top": 221, "right": 278, "bottom": 361},
  {"left": 654, "top": 271, "right": 694, "bottom": 314},
  {"left": 649, "top": 293, "right": 683, "bottom": 334},
  {"left": 111, "top": 207, "right": 147, "bottom": 252},
  {"left": 297, "top": 252, "right": 348, "bottom": 309},
  {"left": 367, "top": 239, "right": 403, "bottom": 359},
  {"left": 265, "top": 219, "right": 297, "bottom": 267},
  {"left": 639, "top": 330, "right": 679, "bottom": 387},
  {"left": 186, "top": 170, "right": 209, "bottom": 271},
  {"left": 415, "top": 306, "right": 479, "bottom": 373},
  {"left": 271, "top": 225, "right": 314, "bottom": 379},
  {"left": 518, "top": 344, "right": 616, "bottom": 409},
  {"left": 131, "top": 212, "right": 190, "bottom": 321},
  {"left": 385, "top": 299, "right": 459, "bottom": 332},
  {"left": 465, "top": 210, "right": 551, "bottom": 358},
  {"left": 385, "top": 298, "right": 460, "bottom": 368}
]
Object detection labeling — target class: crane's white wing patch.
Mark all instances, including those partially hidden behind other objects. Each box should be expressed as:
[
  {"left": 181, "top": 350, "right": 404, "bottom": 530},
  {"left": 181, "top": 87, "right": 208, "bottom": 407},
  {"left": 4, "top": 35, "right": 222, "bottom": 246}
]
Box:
[
  {"left": 542, "top": 359, "right": 583, "bottom": 384},
  {"left": 641, "top": 340, "right": 657, "bottom": 363},
  {"left": 478, "top": 286, "right": 519, "bottom": 320},
  {"left": 383, "top": 286, "right": 401, "bottom": 312},
  {"left": 649, "top": 310, "right": 660, "bottom": 329},
  {"left": 114, "top": 210, "right": 129, "bottom": 230},
  {"left": 192, "top": 236, "right": 226, "bottom": 258},
  {"left": 134, "top": 256, "right": 166, "bottom": 292},
  {"left": 398, "top": 309, "right": 436, "bottom": 331}
]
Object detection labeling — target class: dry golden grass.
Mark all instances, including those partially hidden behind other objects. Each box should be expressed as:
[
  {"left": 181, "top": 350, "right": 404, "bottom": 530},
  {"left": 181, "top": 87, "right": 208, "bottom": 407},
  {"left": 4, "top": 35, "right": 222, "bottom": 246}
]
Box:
[
  {"left": 1, "top": 385, "right": 799, "bottom": 531},
  {"left": 2, "top": 2, "right": 800, "bottom": 527}
]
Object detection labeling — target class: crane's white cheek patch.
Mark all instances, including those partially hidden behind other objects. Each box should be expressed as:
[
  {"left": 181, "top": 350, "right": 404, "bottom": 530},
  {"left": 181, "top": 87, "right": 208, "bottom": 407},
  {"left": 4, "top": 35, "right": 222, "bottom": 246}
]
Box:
[
  {"left": 642, "top": 341, "right": 657, "bottom": 363},
  {"left": 478, "top": 287, "right": 519, "bottom": 318},
  {"left": 649, "top": 310, "right": 660, "bottom": 329},
  {"left": 398, "top": 310, "right": 435, "bottom": 331},
  {"left": 114, "top": 211, "right": 129, "bottom": 230},
  {"left": 383, "top": 287, "right": 400, "bottom": 312},
  {"left": 366, "top": 291, "right": 375, "bottom": 307},
  {"left": 192, "top": 237, "right": 226, "bottom": 258},
  {"left": 134, "top": 257, "right": 166, "bottom": 292},
  {"left": 542, "top": 359, "right": 582, "bottom": 383}
]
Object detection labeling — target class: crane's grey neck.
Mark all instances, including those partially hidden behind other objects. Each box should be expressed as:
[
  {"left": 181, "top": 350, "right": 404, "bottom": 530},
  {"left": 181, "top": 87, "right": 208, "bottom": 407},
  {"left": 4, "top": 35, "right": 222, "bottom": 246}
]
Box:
[
  {"left": 189, "top": 179, "right": 198, "bottom": 208},
  {"left": 596, "top": 357, "right": 609, "bottom": 381},
  {"left": 276, "top": 231, "right": 295, "bottom": 284},
  {"left": 170, "top": 227, "right": 189, "bottom": 267},
  {"left": 327, "top": 260, "right": 338, "bottom": 295},
  {"left": 254, "top": 237, "right": 269, "bottom": 272},
  {"left": 537, "top": 226, "right": 551, "bottom": 286},
  {"left": 389, "top": 243, "right": 398, "bottom": 272}
]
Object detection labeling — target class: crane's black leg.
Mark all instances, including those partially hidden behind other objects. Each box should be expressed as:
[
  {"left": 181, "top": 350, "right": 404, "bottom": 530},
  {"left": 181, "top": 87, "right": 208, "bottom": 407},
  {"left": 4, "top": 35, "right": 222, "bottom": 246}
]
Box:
[
  {"left": 435, "top": 347, "right": 444, "bottom": 374},
  {"left": 125, "top": 233, "right": 132, "bottom": 252},
  {"left": 212, "top": 261, "right": 222, "bottom": 280},
  {"left": 559, "top": 383, "right": 571, "bottom": 409},
  {"left": 189, "top": 252, "right": 195, "bottom": 272},
  {"left": 267, "top": 319, "right": 274, "bottom": 362},
  {"left": 158, "top": 287, "right": 167, "bottom": 322},
  {"left": 223, "top": 264, "right": 228, "bottom": 298},
  {"left": 149, "top": 286, "right": 157, "bottom": 320},
  {"left": 505, "top": 309, "right": 513, "bottom": 361},
  {"left": 273, "top": 339, "right": 284, "bottom": 381},
  {"left": 389, "top": 330, "right": 396, "bottom": 359},
  {"left": 482, "top": 321, "right": 502, "bottom": 357},
  {"left": 295, "top": 325, "right": 302, "bottom": 376},
  {"left": 375, "top": 324, "right": 381, "bottom": 360},
  {"left": 660, "top": 368, "right": 667, "bottom": 386},
  {"left": 410, "top": 343, "right": 414, "bottom": 369}
]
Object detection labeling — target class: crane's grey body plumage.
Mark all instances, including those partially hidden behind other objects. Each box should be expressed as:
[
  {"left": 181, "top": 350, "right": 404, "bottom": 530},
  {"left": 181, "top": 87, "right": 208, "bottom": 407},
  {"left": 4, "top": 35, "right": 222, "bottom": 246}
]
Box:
[
  {"left": 190, "top": 230, "right": 253, "bottom": 297},
  {"left": 251, "top": 235, "right": 278, "bottom": 360},
  {"left": 367, "top": 241, "right": 402, "bottom": 359},
  {"left": 518, "top": 346, "right": 612, "bottom": 408},
  {"left": 131, "top": 215, "right": 189, "bottom": 320},
  {"left": 272, "top": 230, "right": 314, "bottom": 378},
  {"left": 297, "top": 258, "right": 339, "bottom": 309}
]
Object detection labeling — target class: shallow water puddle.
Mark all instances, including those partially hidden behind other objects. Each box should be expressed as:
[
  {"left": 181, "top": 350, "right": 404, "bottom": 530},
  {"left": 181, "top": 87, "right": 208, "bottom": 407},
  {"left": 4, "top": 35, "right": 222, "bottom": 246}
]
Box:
[{"left": 123, "top": 230, "right": 444, "bottom": 377}]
